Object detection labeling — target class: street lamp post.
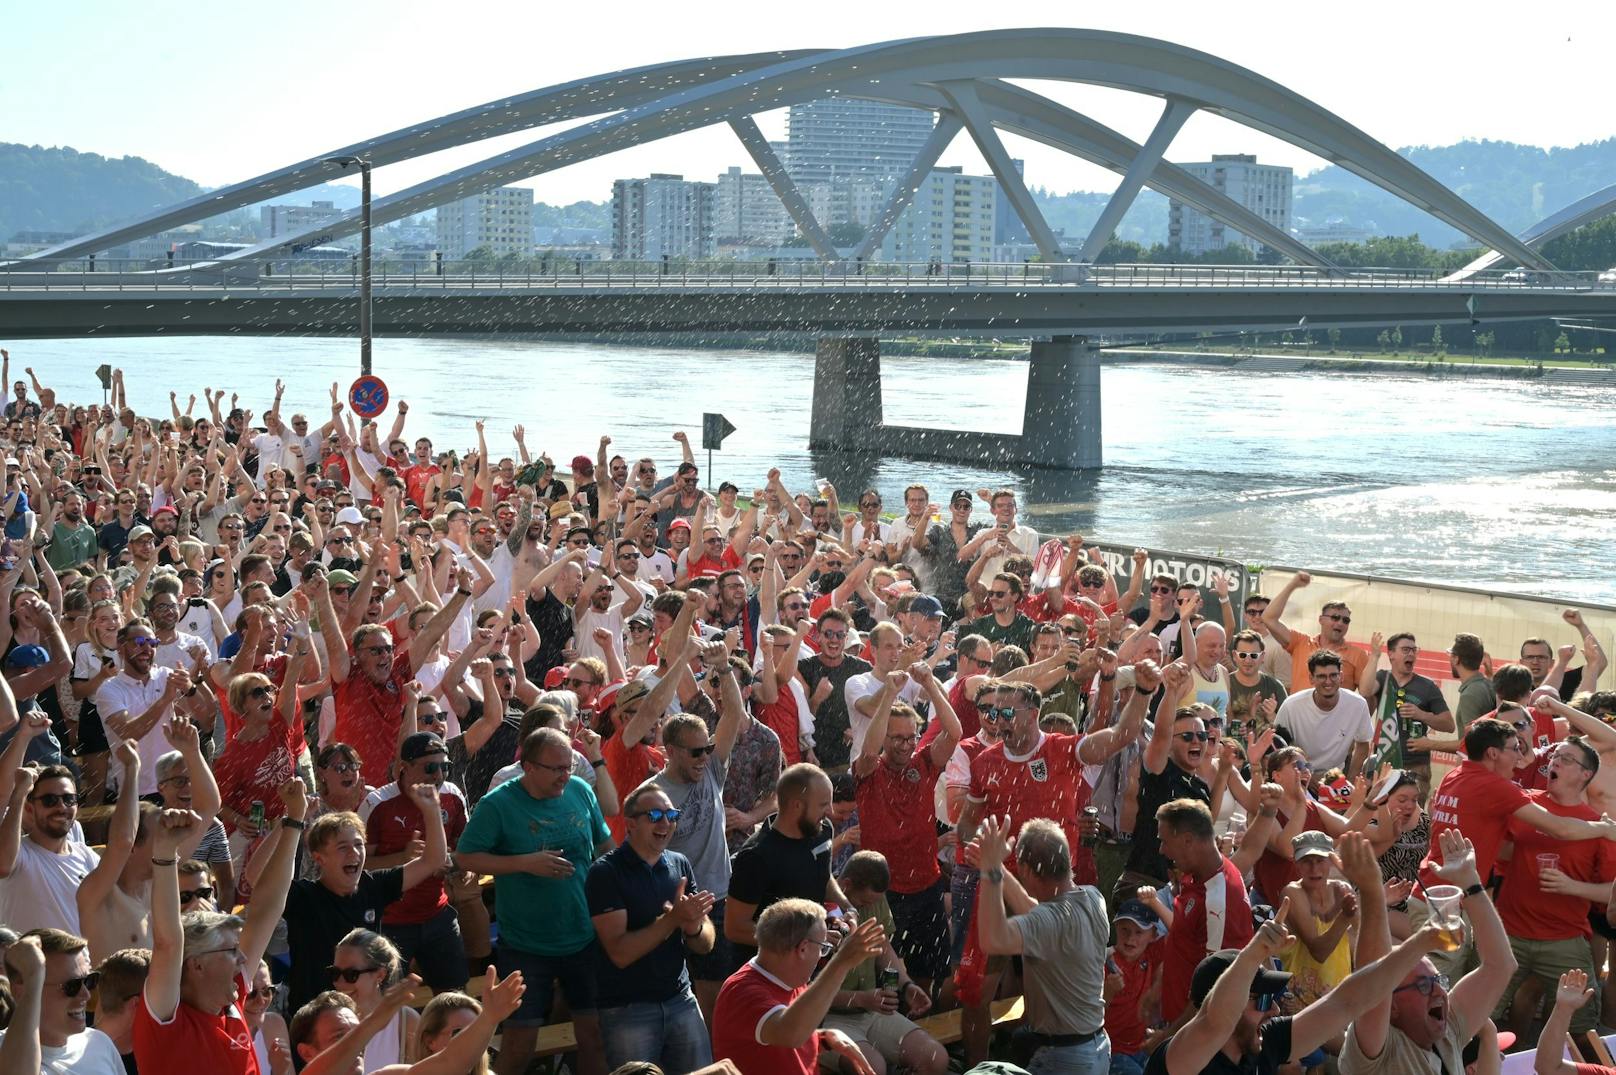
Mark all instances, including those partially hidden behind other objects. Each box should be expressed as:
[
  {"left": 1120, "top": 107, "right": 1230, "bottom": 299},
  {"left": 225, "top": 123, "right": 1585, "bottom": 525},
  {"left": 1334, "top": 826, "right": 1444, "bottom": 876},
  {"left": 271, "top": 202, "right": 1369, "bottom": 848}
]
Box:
[{"left": 322, "top": 155, "right": 373, "bottom": 375}]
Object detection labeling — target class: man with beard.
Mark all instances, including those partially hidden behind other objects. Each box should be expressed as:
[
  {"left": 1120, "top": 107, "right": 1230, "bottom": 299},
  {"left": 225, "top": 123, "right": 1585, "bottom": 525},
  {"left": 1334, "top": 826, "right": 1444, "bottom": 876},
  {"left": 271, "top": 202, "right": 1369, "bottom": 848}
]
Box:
[
  {"left": 588, "top": 783, "right": 718, "bottom": 1074},
  {"left": 97, "top": 619, "right": 216, "bottom": 797},
  {"left": 0, "top": 719, "right": 102, "bottom": 934},
  {"left": 648, "top": 639, "right": 747, "bottom": 1021},
  {"left": 523, "top": 547, "right": 590, "bottom": 683},
  {"left": 1117, "top": 664, "right": 1213, "bottom": 906},
  {"left": 1260, "top": 571, "right": 1370, "bottom": 694},
  {"left": 446, "top": 649, "right": 538, "bottom": 807},
  {"left": 1274, "top": 651, "right": 1374, "bottom": 777},
  {"left": 46, "top": 489, "right": 96, "bottom": 571},
  {"left": 360, "top": 731, "right": 471, "bottom": 996},
  {"left": 1338, "top": 830, "right": 1517, "bottom": 1075},
  {"left": 726, "top": 763, "right": 856, "bottom": 957},
  {"left": 147, "top": 588, "right": 218, "bottom": 683},
  {"left": 574, "top": 553, "right": 643, "bottom": 666},
  {"left": 470, "top": 488, "right": 533, "bottom": 615},
  {"left": 797, "top": 608, "right": 872, "bottom": 771}
]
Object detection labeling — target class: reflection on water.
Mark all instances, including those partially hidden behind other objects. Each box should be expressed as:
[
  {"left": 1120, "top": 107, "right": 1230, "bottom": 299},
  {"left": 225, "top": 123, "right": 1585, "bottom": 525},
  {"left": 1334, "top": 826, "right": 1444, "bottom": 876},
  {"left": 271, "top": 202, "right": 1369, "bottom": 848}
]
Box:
[{"left": 21, "top": 335, "right": 1616, "bottom": 602}]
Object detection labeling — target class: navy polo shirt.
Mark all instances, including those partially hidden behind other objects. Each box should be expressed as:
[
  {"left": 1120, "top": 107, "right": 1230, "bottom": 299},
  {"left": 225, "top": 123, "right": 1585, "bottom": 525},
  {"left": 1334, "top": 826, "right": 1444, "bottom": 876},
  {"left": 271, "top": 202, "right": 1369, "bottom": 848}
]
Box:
[{"left": 585, "top": 843, "right": 699, "bottom": 1006}]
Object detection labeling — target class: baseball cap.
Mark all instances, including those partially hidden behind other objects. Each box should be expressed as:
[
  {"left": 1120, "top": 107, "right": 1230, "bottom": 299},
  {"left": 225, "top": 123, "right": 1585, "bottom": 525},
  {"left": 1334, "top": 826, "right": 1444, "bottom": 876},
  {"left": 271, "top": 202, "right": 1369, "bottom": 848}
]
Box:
[
  {"left": 668, "top": 518, "right": 693, "bottom": 532},
  {"left": 1291, "top": 830, "right": 1335, "bottom": 860},
  {"left": 1189, "top": 949, "right": 1292, "bottom": 1008},
  {"left": 1114, "top": 898, "right": 1164, "bottom": 935},
  {"left": 542, "top": 666, "right": 570, "bottom": 691},
  {"left": 909, "top": 595, "right": 945, "bottom": 620},
  {"left": 152, "top": 505, "right": 178, "bottom": 518},
  {"left": 3, "top": 458, "right": 17, "bottom": 469},
  {"left": 4, "top": 644, "right": 50, "bottom": 669},
  {"left": 400, "top": 732, "right": 447, "bottom": 762},
  {"left": 949, "top": 488, "right": 972, "bottom": 507},
  {"left": 335, "top": 506, "right": 364, "bottom": 526},
  {"left": 127, "top": 524, "right": 155, "bottom": 543},
  {"left": 325, "top": 569, "right": 359, "bottom": 588},
  {"left": 628, "top": 610, "right": 654, "bottom": 628},
  {"left": 570, "top": 455, "right": 594, "bottom": 475}
]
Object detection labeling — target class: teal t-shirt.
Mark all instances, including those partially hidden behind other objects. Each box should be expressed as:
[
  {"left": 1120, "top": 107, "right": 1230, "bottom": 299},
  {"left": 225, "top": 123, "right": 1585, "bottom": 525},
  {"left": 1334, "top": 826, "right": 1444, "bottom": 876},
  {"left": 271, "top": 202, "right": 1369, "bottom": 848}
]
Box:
[{"left": 458, "top": 775, "right": 610, "bottom": 956}]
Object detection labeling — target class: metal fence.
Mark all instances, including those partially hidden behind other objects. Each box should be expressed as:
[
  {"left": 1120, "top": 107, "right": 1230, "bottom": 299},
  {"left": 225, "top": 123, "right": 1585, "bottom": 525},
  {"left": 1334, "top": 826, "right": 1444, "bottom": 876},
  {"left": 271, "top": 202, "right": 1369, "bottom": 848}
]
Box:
[{"left": 3, "top": 258, "right": 1612, "bottom": 293}]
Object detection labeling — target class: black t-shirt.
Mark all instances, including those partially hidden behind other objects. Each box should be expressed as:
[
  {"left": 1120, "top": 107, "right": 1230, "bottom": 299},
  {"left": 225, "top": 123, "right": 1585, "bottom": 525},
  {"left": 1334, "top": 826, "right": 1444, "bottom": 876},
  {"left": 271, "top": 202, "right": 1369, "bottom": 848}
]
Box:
[
  {"left": 448, "top": 704, "right": 522, "bottom": 807},
  {"left": 1144, "top": 1016, "right": 1293, "bottom": 1075},
  {"left": 584, "top": 844, "right": 698, "bottom": 1006},
  {"left": 282, "top": 867, "right": 406, "bottom": 1012},
  {"left": 797, "top": 655, "right": 872, "bottom": 770},
  {"left": 729, "top": 816, "right": 834, "bottom": 950},
  {"left": 1375, "top": 670, "right": 1450, "bottom": 766},
  {"left": 524, "top": 590, "right": 573, "bottom": 683},
  {"left": 1125, "top": 759, "right": 1211, "bottom": 881}
]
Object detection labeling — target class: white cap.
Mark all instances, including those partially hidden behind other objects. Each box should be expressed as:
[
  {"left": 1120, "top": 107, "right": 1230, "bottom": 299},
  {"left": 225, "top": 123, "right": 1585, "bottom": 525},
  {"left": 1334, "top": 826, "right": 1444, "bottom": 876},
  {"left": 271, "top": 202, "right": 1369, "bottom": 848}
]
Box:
[{"left": 335, "top": 506, "right": 364, "bottom": 526}]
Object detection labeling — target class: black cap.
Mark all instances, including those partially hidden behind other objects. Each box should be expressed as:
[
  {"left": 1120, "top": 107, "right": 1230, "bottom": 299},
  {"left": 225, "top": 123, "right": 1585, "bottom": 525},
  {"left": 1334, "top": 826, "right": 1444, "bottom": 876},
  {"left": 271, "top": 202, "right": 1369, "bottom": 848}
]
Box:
[
  {"left": 400, "top": 732, "right": 447, "bottom": 763},
  {"left": 1189, "top": 949, "right": 1291, "bottom": 1008},
  {"left": 949, "top": 488, "right": 972, "bottom": 507}
]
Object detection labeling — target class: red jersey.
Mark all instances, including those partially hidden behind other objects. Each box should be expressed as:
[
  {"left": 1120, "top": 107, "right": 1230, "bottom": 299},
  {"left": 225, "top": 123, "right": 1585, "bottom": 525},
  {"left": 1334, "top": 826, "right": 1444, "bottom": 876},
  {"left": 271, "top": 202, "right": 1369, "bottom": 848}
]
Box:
[
  {"left": 1104, "top": 940, "right": 1164, "bottom": 1054},
  {"left": 758, "top": 692, "right": 804, "bottom": 766},
  {"left": 365, "top": 785, "right": 470, "bottom": 925},
  {"left": 603, "top": 732, "right": 664, "bottom": 843},
  {"left": 685, "top": 546, "right": 741, "bottom": 581},
  {"left": 332, "top": 650, "right": 417, "bottom": 787},
  {"left": 1419, "top": 760, "right": 1531, "bottom": 889},
  {"left": 134, "top": 972, "right": 258, "bottom": 1075},
  {"left": 1252, "top": 799, "right": 1323, "bottom": 908},
  {"left": 403, "top": 463, "right": 440, "bottom": 507},
  {"left": 966, "top": 731, "right": 1096, "bottom": 886},
  {"left": 1498, "top": 790, "right": 1616, "bottom": 940},
  {"left": 855, "top": 750, "right": 943, "bottom": 893},
  {"left": 218, "top": 652, "right": 290, "bottom": 741},
  {"left": 1515, "top": 744, "right": 1554, "bottom": 791},
  {"left": 213, "top": 714, "right": 303, "bottom": 832},
  {"left": 1162, "top": 856, "right": 1253, "bottom": 1022},
  {"left": 1017, "top": 591, "right": 1065, "bottom": 623},
  {"left": 919, "top": 676, "right": 980, "bottom": 755},
  {"left": 712, "top": 960, "right": 816, "bottom": 1075}
]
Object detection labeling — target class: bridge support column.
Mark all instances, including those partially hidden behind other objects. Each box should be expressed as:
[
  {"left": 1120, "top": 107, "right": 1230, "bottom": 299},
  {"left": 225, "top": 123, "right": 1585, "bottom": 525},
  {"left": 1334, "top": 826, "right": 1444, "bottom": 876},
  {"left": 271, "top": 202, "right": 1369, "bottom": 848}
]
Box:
[
  {"left": 809, "top": 337, "right": 884, "bottom": 451},
  {"left": 1021, "top": 335, "right": 1102, "bottom": 469}
]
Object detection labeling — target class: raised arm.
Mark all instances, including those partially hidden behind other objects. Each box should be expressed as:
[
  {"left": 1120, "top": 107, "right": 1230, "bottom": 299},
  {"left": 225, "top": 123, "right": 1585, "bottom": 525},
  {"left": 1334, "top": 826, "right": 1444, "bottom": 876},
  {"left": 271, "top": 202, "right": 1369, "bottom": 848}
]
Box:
[
  {"left": 1163, "top": 901, "right": 1297, "bottom": 1074},
  {"left": 1078, "top": 655, "right": 1155, "bottom": 765},
  {"left": 1259, "top": 571, "right": 1310, "bottom": 650},
  {"left": 77, "top": 744, "right": 140, "bottom": 908}
]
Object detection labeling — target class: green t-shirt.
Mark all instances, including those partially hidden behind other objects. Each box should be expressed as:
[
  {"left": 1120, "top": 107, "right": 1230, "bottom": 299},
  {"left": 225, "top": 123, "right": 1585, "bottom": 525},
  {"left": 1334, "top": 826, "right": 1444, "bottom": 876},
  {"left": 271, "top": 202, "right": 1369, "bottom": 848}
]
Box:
[
  {"left": 961, "top": 612, "right": 1035, "bottom": 655},
  {"left": 457, "top": 774, "right": 610, "bottom": 956},
  {"left": 842, "top": 895, "right": 897, "bottom": 993},
  {"left": 46, "top": 520, "right": 97, "bottom": 572}
]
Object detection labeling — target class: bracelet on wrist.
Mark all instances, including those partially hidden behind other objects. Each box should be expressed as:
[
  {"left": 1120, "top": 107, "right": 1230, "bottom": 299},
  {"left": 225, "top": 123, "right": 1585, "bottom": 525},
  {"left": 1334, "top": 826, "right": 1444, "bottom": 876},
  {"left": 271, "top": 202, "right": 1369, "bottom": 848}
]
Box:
[
  {"left": 457, "top": 588, "right": 473, "bottom": 597},
  {"left": 151, "top": 857, "right": 177, "bottom": 867},
  {"left": 281, "top": 817, "right": 307, "bottom": 830},
  {"left": 590, "top": 757, "right": 606, "bottom": 768},
  {"left": 1462, "top": 881, "right": 1485, "bottom": 897}
]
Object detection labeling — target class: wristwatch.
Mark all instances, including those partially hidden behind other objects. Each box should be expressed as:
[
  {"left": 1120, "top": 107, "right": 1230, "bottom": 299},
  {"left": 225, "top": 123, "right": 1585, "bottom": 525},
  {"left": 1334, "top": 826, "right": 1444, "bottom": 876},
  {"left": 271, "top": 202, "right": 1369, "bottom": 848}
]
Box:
[{"left": 982, "top": 866, "right": 1004, "bottom": 884}]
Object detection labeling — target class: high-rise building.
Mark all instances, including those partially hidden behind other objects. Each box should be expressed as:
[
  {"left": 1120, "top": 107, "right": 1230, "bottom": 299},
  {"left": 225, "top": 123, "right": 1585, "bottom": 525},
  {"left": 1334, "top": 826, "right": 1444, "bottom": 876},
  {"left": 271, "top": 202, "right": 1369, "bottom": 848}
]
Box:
[
  {"left": 1168, "top": 154, "right": 1292, "bottom": 257},
  {"left": 436, "top": 186, "right": 535, "bottom": 258},
  {"left": 713, "top": 167, "right": 792, "bottom": 244},
  {"left": 784, "top": 98, "right": 935, "bottom": 186},
  {"left": 261, "top": 201, "right": 354, "bottom": 249},
  {"left": 611, "top": 174, "right": 716, "bottom": 260},
  {"left": 879, "top": 167, "right": 997, "bottom": 264}
]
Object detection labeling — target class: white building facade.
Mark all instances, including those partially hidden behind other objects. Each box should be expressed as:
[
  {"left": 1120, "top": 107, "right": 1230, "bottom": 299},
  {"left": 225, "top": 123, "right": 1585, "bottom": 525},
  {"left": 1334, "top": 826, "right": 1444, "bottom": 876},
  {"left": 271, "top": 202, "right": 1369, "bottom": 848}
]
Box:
[
  {"left": 1168, "top": 155, "right": 1293, "bottom": 257},
  {"left": 436, "top": 187, "right": 535, "bottom": 258},
  {"left": 611, "top": 174, "right": 716, "bottom": 259}
]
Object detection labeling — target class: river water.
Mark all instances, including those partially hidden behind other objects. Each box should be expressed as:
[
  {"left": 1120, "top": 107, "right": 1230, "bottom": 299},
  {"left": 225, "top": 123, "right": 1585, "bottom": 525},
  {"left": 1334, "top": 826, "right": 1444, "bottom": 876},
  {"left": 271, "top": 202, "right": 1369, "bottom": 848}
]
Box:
[{"left": 16, "top": 335, "right": 1616, "bottom": 603}]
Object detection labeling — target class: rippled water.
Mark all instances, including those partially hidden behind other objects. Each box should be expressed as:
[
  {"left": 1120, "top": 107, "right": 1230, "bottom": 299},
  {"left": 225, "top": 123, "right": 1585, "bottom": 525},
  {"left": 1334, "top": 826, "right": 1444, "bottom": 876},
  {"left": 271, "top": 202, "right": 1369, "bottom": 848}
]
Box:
[{"left": 18, "top": 335, "right": 1616, "bottom": 602}]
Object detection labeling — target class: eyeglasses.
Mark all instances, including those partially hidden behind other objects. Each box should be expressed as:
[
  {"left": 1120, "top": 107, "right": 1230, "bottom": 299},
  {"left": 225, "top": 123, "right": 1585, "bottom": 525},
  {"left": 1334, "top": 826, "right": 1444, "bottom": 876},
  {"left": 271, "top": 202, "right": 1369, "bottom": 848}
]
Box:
[
  {"left": 1175, "top": 731, "right": 1211, "bottom": 742},
  {"left": 56, "top": 972, "right": 100, "bottom": 998},
  {"left": 529, "top": 760, "right": 573, "bottom": 775},
  {"left": 29, "top": 793, "right": 77, "bottom": 808},
  {"left": 1392, "top": 973, "right": 1450, "bottom": 997},
  {"left": 1325, "top": 613, "right": 1351, "bottom": 624},
  {"left": 191, "top": 946, "right": 243, "bottom": 962},
  {"left": 815, "top": 938, "right": 837, "bottom": 958},
  {"left": 634, "top": 808, "right": 682, "bottom": 822},
  {"left": 327, "top": 965, "right": 382, "bottom": 983},
  {"left": 681, "top": 743, "right": 716, "bottom": 757},
  {"left": 179, "top": 886, "right": 214, "bottom": 903},
  {"left": 420, "top": 761, "right": 451, "bottom": 775}
]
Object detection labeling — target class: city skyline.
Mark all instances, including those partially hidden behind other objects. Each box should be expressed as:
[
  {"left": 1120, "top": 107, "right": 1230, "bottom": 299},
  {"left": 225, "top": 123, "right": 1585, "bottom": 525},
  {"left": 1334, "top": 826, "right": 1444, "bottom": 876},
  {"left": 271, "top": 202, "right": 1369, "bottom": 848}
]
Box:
[{"left": 8, "top": 3, "right": 1613, "bottom": 212}]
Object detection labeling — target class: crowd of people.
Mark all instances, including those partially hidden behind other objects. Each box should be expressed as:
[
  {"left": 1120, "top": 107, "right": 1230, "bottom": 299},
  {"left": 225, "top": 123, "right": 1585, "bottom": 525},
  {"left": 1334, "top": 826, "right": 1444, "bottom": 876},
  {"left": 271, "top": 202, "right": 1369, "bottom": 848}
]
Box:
[{"left": 0, "top": 349, "right": 1614, "bottom": 1075}]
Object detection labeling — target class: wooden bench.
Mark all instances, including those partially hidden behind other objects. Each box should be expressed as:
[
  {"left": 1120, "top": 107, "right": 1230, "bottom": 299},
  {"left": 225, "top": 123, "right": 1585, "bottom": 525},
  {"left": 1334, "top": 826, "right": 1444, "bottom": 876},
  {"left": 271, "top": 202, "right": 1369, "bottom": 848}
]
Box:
[{"left": 913, "top": 995, "right": 1024, "bottom": 1046}]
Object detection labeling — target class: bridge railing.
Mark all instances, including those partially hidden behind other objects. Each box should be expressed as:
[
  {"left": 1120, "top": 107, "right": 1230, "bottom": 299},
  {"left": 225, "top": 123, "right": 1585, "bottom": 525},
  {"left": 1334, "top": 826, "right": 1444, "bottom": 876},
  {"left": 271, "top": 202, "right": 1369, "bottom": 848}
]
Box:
[{"left": 2, "top": 258, "right": 1612, "bottom": 292}]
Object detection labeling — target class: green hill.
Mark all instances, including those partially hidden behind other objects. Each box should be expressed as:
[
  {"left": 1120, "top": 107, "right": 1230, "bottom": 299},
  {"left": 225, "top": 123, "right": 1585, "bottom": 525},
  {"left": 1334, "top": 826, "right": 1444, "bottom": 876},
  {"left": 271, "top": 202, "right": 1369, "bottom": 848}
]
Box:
[{"left": 0, "top": 143, "right": 203, "bottom": 240}]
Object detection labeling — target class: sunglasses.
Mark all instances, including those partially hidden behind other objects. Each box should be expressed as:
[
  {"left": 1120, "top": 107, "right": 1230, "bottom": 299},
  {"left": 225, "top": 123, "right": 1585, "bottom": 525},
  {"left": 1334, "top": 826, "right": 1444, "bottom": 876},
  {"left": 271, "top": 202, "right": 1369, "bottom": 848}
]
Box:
[
  {"left": 1175, "top": 731, "right": 1211, "bottom": 742},
  {"left": 327, "top": 965, "right": 382, "bottom": 983},
  {"left": 978, "top": 705, "right": 1018, "bottom": 721},
  {"left": 419, "top": 711, "right": 446, "bottom": 724},
  {"left": 635, "top": 807, "right": 682, "bottom": 822},
  {"left": 30, "top": 792, "right": 77, "bottom": 808},
  {"left": 680, "top": 743, "right": 716, "bottom": 757},
  {"left": 324, "top": 761, "right": 359, "bottom": 774},
  {"left": 126, "top": 637, "right": 159, "bottom": 648},
  {"left": 420, "top": 761, "right": 451, "bottom": 775},
  {"left": 565, "top": 676, "right": 598, "bottom": 689},
  {"left": 180, "top": 886, "right": 214, "bottom": 903},
  {"left": 989, "top": 590, "right": 1012, "bottom": 599},
  {"left": 248, "top": 685, "right": 277, "bottom": 699},
  {"left": 248, "top": 983, "right": 276, "bottom": 1000},
  {"left": 819, "top": 630, "right": 847, "bottom": 641},
  {"left": 57, "top": 972, "right": 100, "bottom": 998},
  {"left": 1149, "top": 585, "right": 1175, "bottom": 595},
  {"left": 1251, "top": 991, "right": 1281, "bottom": 1013},
  {"left": 1233, "top": 651, "right": 1262, "bottom": 659},
  {"left": 1325, "top": 613, "right": 1351, "bottom": 624}
]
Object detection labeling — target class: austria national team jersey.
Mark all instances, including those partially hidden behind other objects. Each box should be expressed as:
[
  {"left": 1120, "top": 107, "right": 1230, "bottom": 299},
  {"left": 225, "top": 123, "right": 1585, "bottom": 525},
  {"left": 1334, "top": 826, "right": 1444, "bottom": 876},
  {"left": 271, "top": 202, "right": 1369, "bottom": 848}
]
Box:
[
  {"left": 966, "top": 731, "right": 1097, "bottom": 884},
  {"left": 1161, "top": 856, "right": 1253, "bottom": 1022}
]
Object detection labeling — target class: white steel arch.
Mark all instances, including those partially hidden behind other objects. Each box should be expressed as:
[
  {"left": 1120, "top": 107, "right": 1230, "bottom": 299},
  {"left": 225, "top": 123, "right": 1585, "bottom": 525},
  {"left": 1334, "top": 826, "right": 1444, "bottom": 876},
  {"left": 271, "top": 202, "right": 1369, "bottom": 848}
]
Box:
[{"left": 11, "top": 29, "right": 1548, "bottom": 272}]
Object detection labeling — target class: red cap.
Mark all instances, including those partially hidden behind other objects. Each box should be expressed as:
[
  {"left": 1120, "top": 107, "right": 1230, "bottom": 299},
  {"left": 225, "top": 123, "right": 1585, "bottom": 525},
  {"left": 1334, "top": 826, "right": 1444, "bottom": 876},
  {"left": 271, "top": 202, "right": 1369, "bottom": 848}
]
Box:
[
  {"left": 668, "top": 518, "right": 692, "bottom": 531},
  {"left": 542, "top": 666, "right": 569, "bottom": 690},
  {"left": 570, "top": 455, "right": 594, "bottom": 475}
]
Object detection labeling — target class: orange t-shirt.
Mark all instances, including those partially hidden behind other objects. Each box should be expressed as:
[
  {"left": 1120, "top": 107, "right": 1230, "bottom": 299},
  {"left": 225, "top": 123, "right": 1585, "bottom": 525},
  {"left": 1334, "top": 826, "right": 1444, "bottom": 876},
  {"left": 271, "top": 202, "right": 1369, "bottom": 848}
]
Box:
[{"left": 1285, "top": 633, "right": 1368, "bottom": 691}]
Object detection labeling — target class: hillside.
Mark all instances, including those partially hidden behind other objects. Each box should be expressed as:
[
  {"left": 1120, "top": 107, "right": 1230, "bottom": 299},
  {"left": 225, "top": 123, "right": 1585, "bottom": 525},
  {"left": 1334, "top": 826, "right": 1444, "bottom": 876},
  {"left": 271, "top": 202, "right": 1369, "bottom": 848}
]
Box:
[{"left": 0, "top": 143, "right": 202, "bottom": 239}]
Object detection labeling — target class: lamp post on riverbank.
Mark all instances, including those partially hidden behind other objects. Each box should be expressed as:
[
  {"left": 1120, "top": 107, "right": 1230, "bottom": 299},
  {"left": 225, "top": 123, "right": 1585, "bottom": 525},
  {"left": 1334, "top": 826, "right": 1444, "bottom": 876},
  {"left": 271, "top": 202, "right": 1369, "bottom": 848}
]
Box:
[{"left": 322, "top": 155, "right": 373, "bottom": 375}]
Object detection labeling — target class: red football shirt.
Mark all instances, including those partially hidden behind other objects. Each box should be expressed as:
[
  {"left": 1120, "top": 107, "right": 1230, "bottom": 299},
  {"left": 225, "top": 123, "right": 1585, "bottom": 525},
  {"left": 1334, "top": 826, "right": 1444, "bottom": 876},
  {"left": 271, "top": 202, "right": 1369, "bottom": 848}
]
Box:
[
  {"left": 685, "top": 546, "right": 741, "bottom": 581},
  {"left": 1418, "top": 760, "right": 1531, "bottom": 889},
  {"left": 1498, "top": 790, "right": 1616, "bottom": 940},
  {"left": 333, "top": 650, "right": 417, "bottom": 787},
  {"left": 213, "top": 713, "right": 303, "bottom": 832},
  {"left": 603, "top": 732, "right": 665, "bottom": 842},
  {"left": 758, "top": 693, "right": 803, "bottom": 767},
  {"left": 366, "top": 785, "right": 470, "bottom": 925},
  {"left": 855, "top": 750, "right": 943, "bottom": 893},
  {"left": 134, "top": 972, "right": 259, "bottom": 1075},
  {"left": 403, "top": 463, "right": 440, "bottom": 507},
  {"left": 1104, "top": 939, "right": 1164, "bottom": 1054},
  {"left": 966, "top": 731, "right": 1097, "bottom": 886},
  {"left": 712, "top": 959, "right": 816, "bottom": 1075},
  {"left": 218, "top": 652, "right": 290, "bottom": 742},
  {"left": 1161, "top": 856, "right": 1254, "bottom": 1022}
]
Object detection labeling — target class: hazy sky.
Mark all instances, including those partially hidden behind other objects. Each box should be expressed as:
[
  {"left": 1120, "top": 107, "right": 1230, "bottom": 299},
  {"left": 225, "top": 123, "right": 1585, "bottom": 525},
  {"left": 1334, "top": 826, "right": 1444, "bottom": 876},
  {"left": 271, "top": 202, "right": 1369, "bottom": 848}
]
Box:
[{"left": 9, "top": 2, "right": 1614, "bottom": 206}]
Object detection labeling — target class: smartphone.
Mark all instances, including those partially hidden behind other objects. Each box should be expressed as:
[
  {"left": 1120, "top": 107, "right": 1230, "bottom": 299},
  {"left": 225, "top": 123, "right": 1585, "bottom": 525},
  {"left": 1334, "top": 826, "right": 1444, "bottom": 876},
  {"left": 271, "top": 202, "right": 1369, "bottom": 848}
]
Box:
[{"left": 997, "top": 521, "right": 1010, "bottom": 532}]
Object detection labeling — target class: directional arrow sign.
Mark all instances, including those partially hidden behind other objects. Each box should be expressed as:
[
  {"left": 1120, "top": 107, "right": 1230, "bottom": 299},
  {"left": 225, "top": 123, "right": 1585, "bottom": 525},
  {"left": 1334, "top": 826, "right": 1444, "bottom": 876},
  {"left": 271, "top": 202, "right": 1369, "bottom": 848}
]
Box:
[{"left": 702, "top": 412, "right": 737, "bottom": 451}]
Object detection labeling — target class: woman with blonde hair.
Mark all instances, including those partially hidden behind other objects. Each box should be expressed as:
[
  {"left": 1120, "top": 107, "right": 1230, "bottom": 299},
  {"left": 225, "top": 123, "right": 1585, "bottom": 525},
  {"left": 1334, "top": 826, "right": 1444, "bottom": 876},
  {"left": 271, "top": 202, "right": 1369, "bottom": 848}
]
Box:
[
  {"left": 329, "top": 928, "right": 420, "bottom": 1071},
  {"left": 414, "top": 991, "right": 489, "bottom": 1075},
  {"left": 68, "top": 597, "right": 122, "bottom": 800}
]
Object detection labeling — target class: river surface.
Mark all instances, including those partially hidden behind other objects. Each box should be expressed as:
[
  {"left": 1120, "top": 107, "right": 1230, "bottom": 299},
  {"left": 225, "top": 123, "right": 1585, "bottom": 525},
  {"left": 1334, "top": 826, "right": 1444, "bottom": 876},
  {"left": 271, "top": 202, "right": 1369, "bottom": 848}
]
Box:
[{"left": 16, "top": 336, "right": 1616, "bottom": 603}]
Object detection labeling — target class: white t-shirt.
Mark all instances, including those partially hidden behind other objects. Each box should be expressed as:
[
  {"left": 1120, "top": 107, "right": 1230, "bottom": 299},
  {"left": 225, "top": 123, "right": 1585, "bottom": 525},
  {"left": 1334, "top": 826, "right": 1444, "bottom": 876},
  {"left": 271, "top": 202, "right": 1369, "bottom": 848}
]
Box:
[
  {"left": 251, "top": 432, "right": 287, "bottom": 481},
  {"left": 978, "top": 523, "right": 1042, "bottom": 580},
  {"left": 177, "top": 600, "right": 223, "bottom": 650},
  {"left": 0, "top": 836, "right": 100, "bottom": 936},
  {"left": 155, "top": 630, "right": 211, "bottom": 675},
  {"left": 888, "top": 514, "right": 935, "bottom": 589},
  {"left": 1275, "top": 688, "right": 1374, "bottom": 773},
  {"left": 575, "top": 604, "right": 626, "bottom": 666},
  {"left": 843, "top": 671, "right": 923, "bottom": 755},
  {"left": 0, "top": 1026, "right": 124, "bottom": 1075},
  {"left": 638, "top": 552, "right": 675, "bottom": 584},
  {"left": 94, "top": 667, "right": 179, "bottom": 796},
  {"left": 848, "top": 519, "right": 893, "bottom": 547}
]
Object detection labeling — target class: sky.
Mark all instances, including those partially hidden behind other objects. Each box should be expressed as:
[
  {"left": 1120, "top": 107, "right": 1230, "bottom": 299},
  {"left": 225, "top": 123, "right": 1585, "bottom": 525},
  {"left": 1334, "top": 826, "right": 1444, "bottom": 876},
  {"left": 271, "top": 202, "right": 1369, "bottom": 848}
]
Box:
[{"left": 8, "top": 2, "right": 1616, "bottom": 206}]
